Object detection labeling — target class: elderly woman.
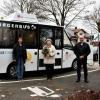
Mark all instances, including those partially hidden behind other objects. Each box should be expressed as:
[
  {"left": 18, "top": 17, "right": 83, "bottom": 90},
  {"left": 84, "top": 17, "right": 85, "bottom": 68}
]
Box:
[{"left": 42, "top": 39, "right": 56, "bottom": 80}]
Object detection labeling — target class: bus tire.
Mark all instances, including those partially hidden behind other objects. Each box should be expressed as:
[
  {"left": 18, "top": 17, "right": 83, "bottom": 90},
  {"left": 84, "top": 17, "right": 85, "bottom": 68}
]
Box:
[
  {"left": 72, "top": 59, "right": 77, "bottom": 70},
  {"left": 7, "top": 62, "right": 17, "bottom": 79}
]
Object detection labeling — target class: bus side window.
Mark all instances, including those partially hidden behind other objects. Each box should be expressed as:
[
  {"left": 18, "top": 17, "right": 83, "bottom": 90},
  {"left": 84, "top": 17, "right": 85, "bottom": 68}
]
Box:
[
  {"left": 19, "top": 29, "right": 38, "bottom": 49},
  {"left": 0, "top": 27, "right": 16, "bottom": 48},
  {"left": 55, "top": 28, "right": 62, "bottom": 49},
  {"left": 0, "top": 27, "right": 2, "bottom": 47},
  {"left": 39, "top": 27, "right": 53, "bottom": 49}
]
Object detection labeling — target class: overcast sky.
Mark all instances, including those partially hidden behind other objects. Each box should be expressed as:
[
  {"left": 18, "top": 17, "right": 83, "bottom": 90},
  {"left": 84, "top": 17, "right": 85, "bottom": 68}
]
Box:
[
  {"left": 0, "top": 0, "right": 100, "bottom": 33},
  {"left": 71, "top": 0, "right": 100, "bottom": 33}
]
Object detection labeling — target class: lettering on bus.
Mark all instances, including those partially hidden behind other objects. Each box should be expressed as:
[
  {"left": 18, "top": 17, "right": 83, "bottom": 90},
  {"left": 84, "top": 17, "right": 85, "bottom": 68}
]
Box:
[
  {"left": 4, "top": 51, "right": 12, "bottom": 54},
  {"left": 0, "top": 22, "right": 36, "bottom": 30},
  {"left": 0, "top": 51, "right": 4, "bottom": 54},
  {"left": 0, "top": 51, "right": 12, "bottom": 54}
]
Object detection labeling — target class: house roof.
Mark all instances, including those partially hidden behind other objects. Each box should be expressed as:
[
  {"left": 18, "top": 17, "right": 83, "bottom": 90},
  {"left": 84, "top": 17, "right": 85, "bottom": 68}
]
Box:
[
  {"left": 65, "top": 27, "right": 90, "bottom": 39},
  {"left": 72, "top": 28, "right": 80, "bottom": 33},
  {"left": 72, "top": 28, "right": 87, "bottom": 34},
  {"left": 72, "top": 27, "right": 90, "bottom": 37}
]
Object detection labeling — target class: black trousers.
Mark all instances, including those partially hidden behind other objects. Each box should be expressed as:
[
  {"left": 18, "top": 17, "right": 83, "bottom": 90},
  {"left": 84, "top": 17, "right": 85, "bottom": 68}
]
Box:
[
  {"left": 77, "top": 58, "right": 88, "bottom": 81},
  {"left": 45, "top": 64, "right": 54, "bottom": 80}
]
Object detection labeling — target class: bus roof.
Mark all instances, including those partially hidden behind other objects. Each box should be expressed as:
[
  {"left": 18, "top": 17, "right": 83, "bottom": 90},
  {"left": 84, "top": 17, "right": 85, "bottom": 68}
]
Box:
[
  {"left": 1, "top": 12, "right": 63, "bottom": 28},
  {"left": 4, "top": 12, "right": 38, "bottom": 23}
]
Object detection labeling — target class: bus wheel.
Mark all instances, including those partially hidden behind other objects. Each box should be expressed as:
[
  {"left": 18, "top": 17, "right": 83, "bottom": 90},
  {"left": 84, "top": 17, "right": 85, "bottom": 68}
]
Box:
[
  {"left": 7, "top": 63, "right": 17, "bottom": 78},
  {"left": 72, "top": 59, "right": 77, "bottom": 70}
]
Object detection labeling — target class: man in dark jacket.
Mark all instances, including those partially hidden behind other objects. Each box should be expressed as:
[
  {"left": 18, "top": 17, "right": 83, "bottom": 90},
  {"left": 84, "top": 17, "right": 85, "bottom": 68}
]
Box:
[
  {"left": 73, "top": 35, "right": 91, "bottom": 83},
  {"left": 13, "top": 37, "right": 27, "bottom": 80}
]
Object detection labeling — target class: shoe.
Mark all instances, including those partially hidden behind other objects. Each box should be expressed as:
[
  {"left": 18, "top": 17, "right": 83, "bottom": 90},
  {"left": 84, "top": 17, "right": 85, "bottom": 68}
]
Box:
[
  {"left": 76, "top": 80, "right": 80, "bottom": 83},
  {"left": 17, "top": 78, "right": 23, "bottom": 81},
  {"left": 47, "top": 79, "right": 51, "bottom": 81},
  {"left": 50, "top": 78, "right": 52, "bottom": 80},
  {"left": 84, "top": 80, "right": 89, "bottom": 83}
]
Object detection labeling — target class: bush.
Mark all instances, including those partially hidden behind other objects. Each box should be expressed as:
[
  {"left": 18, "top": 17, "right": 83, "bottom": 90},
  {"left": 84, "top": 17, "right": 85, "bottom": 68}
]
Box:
[{"left": 68, "top": 89, "right": 100, "bottom": 100}]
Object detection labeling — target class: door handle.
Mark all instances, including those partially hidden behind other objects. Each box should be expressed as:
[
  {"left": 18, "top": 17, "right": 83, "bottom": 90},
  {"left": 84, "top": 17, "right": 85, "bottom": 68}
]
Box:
[
  {"left": 57, "top": 52, "right": 60, "bottom": 55},
  {"left": 34, "top": 52, "right": 37, "bottom": 55},
  {"left": 66, "top": 52, "right": 68, "bottom": 54}
]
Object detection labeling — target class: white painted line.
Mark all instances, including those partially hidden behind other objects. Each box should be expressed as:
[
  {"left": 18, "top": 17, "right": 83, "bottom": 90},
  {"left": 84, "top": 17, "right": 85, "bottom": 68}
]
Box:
[
  {"left": 28, "top": 87, "right": 48, "bottom": 96},
  {"left": 47, "top": 94, "right": 61, "bottom": 98},
  {"left": 21, "top": 86, "right": 61, "bottom": 97},
  {"left": 1, "top": 95, "right": 6, "bottom": 98},
  {"left": 0, "top": 69, "right": 99, "bottom": 84},
  {"left": 0, "top": 78, "right": 46, "bottom": 84},
  {"left": 54, "top": 69, "right": 100, "bottom": 79}
]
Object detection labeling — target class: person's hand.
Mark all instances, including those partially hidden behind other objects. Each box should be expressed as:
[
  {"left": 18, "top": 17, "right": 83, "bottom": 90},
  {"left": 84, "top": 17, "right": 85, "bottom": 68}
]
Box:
[
  {"left": 46, "top": 54, "right": 50, "bottom": 58},
  {"left": 80, "top": 55, "right": 84, "bottom": 59}
]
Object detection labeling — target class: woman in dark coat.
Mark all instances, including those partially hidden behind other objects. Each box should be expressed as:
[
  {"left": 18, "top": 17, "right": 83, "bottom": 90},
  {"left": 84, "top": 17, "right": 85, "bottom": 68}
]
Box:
[{"left": 13, "top": 37, "right": 27, "bottom": 80}]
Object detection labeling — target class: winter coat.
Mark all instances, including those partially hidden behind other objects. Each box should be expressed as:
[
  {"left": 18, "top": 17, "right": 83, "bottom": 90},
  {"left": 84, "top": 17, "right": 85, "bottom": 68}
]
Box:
[
  {"left": 13, "top": 43, "right": 27, "bottom": 63},
  {"left": 43, "top": 45, "right": 56, "bottom": 64},
  {"left": 73, "top": 42, "right": 91, "bottom": 59}
]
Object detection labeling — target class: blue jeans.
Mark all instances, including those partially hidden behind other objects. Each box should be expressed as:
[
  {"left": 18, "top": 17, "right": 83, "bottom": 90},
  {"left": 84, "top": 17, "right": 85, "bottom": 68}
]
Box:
[{"left": 17, "top": 59, "right": 24, "bottom": 79}]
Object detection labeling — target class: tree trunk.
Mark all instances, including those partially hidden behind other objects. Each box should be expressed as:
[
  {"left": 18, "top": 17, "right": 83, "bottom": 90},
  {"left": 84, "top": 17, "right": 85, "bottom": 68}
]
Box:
[{"left": 97, "top": 22, "right": 100, "bottom": 32}]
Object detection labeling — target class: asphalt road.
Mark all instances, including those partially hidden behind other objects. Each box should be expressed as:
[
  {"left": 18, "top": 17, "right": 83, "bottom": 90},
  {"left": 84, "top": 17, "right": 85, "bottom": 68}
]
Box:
[{"left": 0, "top": 68, "right": 100, "bottom": 100}]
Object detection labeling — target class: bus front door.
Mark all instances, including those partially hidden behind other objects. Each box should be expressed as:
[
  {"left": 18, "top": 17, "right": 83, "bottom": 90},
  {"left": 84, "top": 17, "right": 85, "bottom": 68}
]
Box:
[{"left": 38, "top": 26, "right": 63, "bottom": 70}]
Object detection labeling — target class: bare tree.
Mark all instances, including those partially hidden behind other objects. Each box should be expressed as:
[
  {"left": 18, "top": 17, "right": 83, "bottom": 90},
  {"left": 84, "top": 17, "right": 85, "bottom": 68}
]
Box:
[
  {"left": 0, "top": 0, "right": 15, "bottom": 15},
  {"left": 84, "top": 6, "right": 100, "bottom": 33},
  {"left": 0, "top": 0, "right": 95, "bottom": 26},
  {"left": 0, "top": 0, "right": 29, "bottom": 15},
  {"left": 33, "top": 0, "right": 95, "bottom": 26},
  {"left": 33, "top": 0, "right": 84, "bottom": 26}
]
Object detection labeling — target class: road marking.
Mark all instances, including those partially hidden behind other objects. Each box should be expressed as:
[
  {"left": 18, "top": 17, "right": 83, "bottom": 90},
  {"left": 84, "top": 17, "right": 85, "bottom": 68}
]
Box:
[
  {"left": 54, "top": 69, "right": 100, "bottom": 79},
  {"left": 1, "top": 95, "right": 6, "bottom": 98},
  {"left": 21, "top": 86, "right": 61, "bottom": 98},
  {"left": 0, "top": 69, "right": 100, "bottom": 84},
  {"left": 22, "top": 86, "right": 55, "bottom": 96}
]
